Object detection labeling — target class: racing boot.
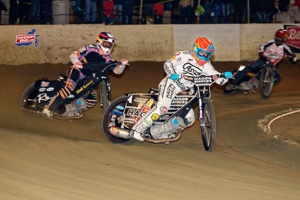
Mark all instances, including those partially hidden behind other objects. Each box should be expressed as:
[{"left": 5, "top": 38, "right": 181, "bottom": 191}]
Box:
[{"left": 42, "top": 108, "right": 53, "bottom": 117}]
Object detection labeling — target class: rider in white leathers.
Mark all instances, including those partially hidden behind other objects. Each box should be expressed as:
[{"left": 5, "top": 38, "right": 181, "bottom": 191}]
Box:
[{"left": 131, "top": 37, "right": 233, "bottom": 142}]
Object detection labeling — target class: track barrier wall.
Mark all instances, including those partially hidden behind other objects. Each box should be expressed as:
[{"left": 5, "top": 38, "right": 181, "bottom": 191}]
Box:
[{"left": 2, "top": 23, "right": 298, "bottom": 65}]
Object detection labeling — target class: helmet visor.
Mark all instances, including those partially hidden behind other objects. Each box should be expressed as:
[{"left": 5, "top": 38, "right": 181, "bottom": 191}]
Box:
[
  {"left": 197, "top": 50, "right": 210, "bottom": 58},
  {"left": 102, "top": 41, "right": 113, "bottom": 49}
]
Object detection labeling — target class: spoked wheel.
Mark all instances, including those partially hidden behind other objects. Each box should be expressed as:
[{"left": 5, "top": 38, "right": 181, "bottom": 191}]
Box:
[
  {"left": 102, "top": 96, "right": 135, "bottom": 144},
  {"left": 99, "top": 81, "right": 110, "bottom": 111},
  {"left": 259, "top": 66, "right": 274, "bottom": 99},
  {"left": 199, "top": 98, "right": 216, "bottom": 152}
]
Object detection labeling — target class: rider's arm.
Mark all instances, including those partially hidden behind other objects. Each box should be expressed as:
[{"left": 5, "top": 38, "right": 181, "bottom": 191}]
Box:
[
  {"left": 112, "top": 59, "right": 128, "bottom": 74},
  {"left": 258, "top": 41, "right": 273, "bottom": 60},
  {"left": 164, "top": 51, "right": 186, "bottom": 75},
  {"left": 202, "top": 62, "right": 228, "bottom": 85},
  {"left": 163, "top": 59, "right": 176, "bottom": 75},
  {"left": 283, "top": 44, "right": 297, "bottom": 63},
  {"left": 70, "top": 45, "right": 89, "bottom": 67}
]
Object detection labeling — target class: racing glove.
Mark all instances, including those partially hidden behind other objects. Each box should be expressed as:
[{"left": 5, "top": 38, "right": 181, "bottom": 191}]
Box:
[
  {"left": 113, "top": 59, "right": 128, "bottom": 74},
  {"left": 223, "top": 71, "right": 233, "bottom": 79},
  {"left": 170, "top": 73, "right": 179, "bottom": 81},
  {"left": 121, "top": 59, "right": 129, "bottom": 65},
  {"left": 289, "top": 54, "right": 297, "bottom": 63}
]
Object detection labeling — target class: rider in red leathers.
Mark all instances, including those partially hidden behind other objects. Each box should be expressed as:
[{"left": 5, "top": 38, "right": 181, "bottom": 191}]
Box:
[
  {"left": 130, "top": 37, "right": 233, "bottom": 142},
  {"left": 42, "top": 32, "right": 128, "bottom": 117},
  {"left": 229, "top": 29, "right": 297, "bottom": 89}
]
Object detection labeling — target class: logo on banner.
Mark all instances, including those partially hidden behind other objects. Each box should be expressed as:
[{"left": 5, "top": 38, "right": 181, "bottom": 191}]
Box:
[
  {"left": 15, "top": 28, "right": 39, "bottom": 47},
  {"left": 286, "top": 26, "right": 300, "bottom": 50}
]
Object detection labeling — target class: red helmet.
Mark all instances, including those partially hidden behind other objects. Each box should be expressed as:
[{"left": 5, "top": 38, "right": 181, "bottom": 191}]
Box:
[{"left": 275, "top": 29, "right": 288, "bottom": 45}]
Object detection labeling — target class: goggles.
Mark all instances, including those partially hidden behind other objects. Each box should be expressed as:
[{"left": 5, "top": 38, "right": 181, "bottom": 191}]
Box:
[
  {"left": 197, "top": 50, "right": 210, "bottom": 58},
  {"left": 102, "top": 41, "right": 113, "bottom": 49}
]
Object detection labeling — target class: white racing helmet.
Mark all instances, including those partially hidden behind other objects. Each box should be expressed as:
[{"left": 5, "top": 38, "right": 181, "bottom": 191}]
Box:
[{"left": 97, "top": 32, "right": 116, "bottom": 54}]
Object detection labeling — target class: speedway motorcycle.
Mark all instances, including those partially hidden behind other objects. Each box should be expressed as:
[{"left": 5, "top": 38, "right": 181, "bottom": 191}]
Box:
[
  {"left": 21, "top": 62, "right": 123, "bottom": 119},
  {"left": 223, "top": 61, "right": 275, "bottom": 99},
  {"left": 102, "top": 74, "right": 226, "bottom": 152}
]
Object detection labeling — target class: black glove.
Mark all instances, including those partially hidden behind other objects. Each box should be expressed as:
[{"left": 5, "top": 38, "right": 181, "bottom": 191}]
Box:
[{"left": 289, "top": 54, "right": 297, "bottom": 64}]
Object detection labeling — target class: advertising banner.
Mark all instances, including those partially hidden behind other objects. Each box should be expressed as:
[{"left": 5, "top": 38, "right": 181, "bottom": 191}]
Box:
[{"left": 285, "top": 25, "right": 300, "bottom": 53}]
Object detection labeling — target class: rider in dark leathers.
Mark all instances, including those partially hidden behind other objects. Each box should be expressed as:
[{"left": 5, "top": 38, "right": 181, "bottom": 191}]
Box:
[
  {"left": 42, "top": 32, "right": 128, "bottom": 117},
  {"left": 229, "top": 29, "right": 297, "bottom": 89}
]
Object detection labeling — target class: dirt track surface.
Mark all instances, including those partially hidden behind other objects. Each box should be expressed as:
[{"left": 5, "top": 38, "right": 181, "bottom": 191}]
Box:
[{"left": 1, "top": 61, "right": 300, "bottom": 200}]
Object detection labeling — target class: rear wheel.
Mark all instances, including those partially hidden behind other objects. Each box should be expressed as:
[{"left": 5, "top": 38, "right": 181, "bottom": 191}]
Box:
[
  {"left": 259, "top": 66, "right": 274, "bottom": 99},
  {"left": 20, "top": 82, "right": 43, "bottom": 112},
  {"left": 199, "top": 98, "right": 216, "bottom": 152},
  {"left": 102, "top": 96, "right": 135, "bottom": 144}
]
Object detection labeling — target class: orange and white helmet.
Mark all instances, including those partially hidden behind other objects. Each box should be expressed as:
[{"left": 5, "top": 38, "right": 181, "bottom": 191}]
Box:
[
  {"left": 97, "top": 32, "right": 116, "bottom": 54},
  {"left": 275, "top": 29, "right": 288, "bottom": 45},
  {"left": 192, "top": 37, "right": 215, "bottom": 61}
]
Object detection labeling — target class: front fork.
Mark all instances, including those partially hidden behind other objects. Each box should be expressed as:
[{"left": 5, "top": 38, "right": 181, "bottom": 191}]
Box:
[
  {"left": 198, "top": 98, "right": 205, "bottom": 127},
  {"left": 99, "top": 78, "right": 112, "bottom": 106}
]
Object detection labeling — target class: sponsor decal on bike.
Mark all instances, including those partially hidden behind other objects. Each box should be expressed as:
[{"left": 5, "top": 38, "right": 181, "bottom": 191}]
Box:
[
  {"left": 144, "top": 119, "right": 153, "bottom": 126},
  {"left": 46, "top": 87, "right": 54, "bottom": 92},
  {"left": 76, "top": 80, "right": 93, "bottom": 94},
  {"left": 151, "top": 113, "right": 159, "bottom": 121},
  {"left": 194, "top": 76, "right": 213, "bottom": 84},
  {"left": 41, "top": 81, "right": 49, "bottom": 87},
  {"left": 141, "top": 106, "right": 150, "bottom": 113},
  {"left": 160, "top": 106, "right": 168, "bottom": 114},
  {"left": 15, "top": 28, "right": 39, "bottom": 47},
  {"left": 133, "top": 97, "right": 148, "bottom": 104},
  {"left": 146, "top": 99, "right": 154, "bottom": 108},
  {"left": 37, "top": 93, "right": 51, "bottom": 103},
  {"left": 171, "top": 97, "right": 189, "bottom": 104},
  {"left": 135, "top": 116, "right": 141, "bottom": 122},
  {"left": 126, "top": 108, "right": 140, "bottom": 117}
]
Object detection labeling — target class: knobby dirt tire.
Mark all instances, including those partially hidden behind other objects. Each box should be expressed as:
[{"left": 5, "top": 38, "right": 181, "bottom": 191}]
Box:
[
  {"left": 20, "top": 82, "right": 40, "bottom": 111},
  {"left": 259, "top": 66, "right": 274, "bottom": 99},
  {"left": 200, "top": 98, "right": 216, "bottom": 152},
  {"left": 102, "top": 96, "right": 135, "bottom": 145}
]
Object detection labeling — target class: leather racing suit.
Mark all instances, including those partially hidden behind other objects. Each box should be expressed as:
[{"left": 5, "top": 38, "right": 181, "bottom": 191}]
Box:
[
  {"left": 44, "top": 44, "right": 126, "bottom": 114},
  {"left": 232, "top": 39, "right": 297, "bottom": 85},
  {"left": 132, "top": 50, "right": 229, "bottom": 138}
]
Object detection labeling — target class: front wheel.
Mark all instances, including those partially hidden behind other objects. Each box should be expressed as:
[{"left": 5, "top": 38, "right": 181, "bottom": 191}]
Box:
[
  {"left": 259, "top": 66, "right": 274, "bottom": 99},
  {"left": 102, "top": 96, "right": 135, "bottom": 144},
  {"left": 99, "top": 80, "right": 110, "bottom": 111},
  {"left": 199, "top": 98, "right": 216, "bottom": 152}
]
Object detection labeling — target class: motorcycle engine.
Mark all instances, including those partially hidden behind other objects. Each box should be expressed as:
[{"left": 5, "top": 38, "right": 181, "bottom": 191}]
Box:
[{"left": 240, "top": 78, "right": 259, "bottom": 92}]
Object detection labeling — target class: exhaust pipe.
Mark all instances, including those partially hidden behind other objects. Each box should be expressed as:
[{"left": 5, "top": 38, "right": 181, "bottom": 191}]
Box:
[{"left": 109, "top": 126, "right": 131, "bottom": 139}]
